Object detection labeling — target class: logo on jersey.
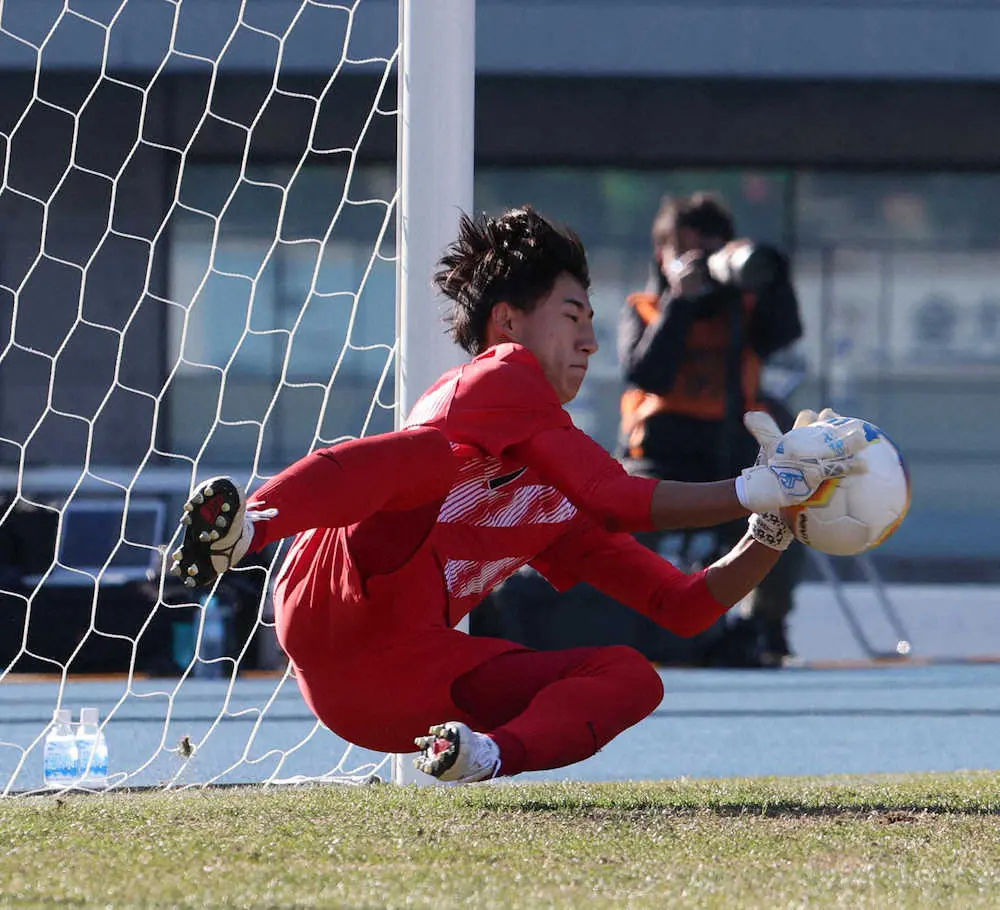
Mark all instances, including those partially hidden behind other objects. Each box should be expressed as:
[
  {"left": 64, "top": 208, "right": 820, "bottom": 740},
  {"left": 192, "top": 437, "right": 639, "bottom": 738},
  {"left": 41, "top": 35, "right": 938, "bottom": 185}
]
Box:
[{"left": 488, "top": 466, "right": 527, "bottom": 490}]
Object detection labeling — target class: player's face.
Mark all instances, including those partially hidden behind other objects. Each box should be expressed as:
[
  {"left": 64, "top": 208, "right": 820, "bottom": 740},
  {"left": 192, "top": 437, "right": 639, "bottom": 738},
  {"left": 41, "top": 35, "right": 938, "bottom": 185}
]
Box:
[{"left": 506, "top": 273, "right": 598, "bottom": 404}]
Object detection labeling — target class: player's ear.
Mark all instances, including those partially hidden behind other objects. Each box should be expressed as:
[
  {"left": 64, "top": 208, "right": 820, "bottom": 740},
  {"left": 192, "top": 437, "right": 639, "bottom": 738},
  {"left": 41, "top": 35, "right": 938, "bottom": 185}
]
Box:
[{"left": 490, "top": 301, "right": 516, "bottom": 340}]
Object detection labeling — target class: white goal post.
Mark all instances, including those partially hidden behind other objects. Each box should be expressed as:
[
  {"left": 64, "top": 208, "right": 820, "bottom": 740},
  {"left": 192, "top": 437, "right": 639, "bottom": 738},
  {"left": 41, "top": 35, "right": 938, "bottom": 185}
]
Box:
[
  {"left": 393, "top": 2, "right": 475, "bottom": 784},
  {"left": 397, "top": 1, "right": 474, "bottom": 420},
  {"left": 0, "top": 0, "right": 474, "bottom": 794}
]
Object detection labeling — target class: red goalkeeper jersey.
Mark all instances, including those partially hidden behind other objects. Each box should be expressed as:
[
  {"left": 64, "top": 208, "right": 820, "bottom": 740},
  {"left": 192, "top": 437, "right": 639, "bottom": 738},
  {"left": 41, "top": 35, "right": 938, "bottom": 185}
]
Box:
[{"left": 274, "top": 343, "right": 724, "bottom": 635}]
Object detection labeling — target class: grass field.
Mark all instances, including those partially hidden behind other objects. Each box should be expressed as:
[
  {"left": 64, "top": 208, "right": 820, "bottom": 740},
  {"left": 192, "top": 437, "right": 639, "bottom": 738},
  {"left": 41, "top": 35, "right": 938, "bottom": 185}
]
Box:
[{"left": 2, "top": 773, "right": 1000, "bottom": 908}]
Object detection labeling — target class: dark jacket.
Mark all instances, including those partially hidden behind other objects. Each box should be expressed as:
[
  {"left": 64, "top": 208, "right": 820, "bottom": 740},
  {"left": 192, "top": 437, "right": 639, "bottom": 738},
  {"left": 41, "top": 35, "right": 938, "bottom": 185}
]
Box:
[{"left": 618, "top": 246, "right": 802, "bottom": 464}]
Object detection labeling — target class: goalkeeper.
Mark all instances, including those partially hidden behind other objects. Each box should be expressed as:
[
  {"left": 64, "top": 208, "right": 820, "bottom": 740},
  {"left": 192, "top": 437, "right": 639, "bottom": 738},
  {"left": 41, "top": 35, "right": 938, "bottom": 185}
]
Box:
[{"left": 171, "top": 206, "right": 865, "bottom": 784}]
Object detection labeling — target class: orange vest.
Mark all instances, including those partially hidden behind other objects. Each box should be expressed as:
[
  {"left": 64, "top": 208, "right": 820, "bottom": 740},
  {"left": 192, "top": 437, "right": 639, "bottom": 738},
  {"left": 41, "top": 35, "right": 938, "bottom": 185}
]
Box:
[{"left": 621, "top": 291, "right": 762, "bottom": 459}]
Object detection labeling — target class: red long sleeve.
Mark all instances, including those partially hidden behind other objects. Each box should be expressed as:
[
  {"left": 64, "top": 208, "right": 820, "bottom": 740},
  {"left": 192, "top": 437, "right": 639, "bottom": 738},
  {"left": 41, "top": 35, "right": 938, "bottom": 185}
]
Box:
[
  {"left": 531, "top": 517, "right": 729, "bottom": 637},
  {"left": 512, "top": 426, "right": 658, "bottom": 533}
]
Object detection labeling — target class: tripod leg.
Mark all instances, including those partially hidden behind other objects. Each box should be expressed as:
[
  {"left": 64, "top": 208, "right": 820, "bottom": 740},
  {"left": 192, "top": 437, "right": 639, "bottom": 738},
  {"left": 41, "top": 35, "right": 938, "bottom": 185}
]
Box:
[
  {"left": 857, "top": 553, "right": 912, "bottom": 655},
  {"left": 807, "top": 548, "right": 881, "bottom": 659}
]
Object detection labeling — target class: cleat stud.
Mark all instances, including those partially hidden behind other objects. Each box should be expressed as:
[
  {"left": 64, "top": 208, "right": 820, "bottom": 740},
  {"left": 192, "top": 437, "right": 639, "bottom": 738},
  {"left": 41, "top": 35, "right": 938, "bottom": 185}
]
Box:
[
  {"left": 192, "top": 493, "right": 204, "bottom": 505},
  {"left": 170, "top": 565, "right": 182, "bottom": 577},
  {"left": 172, "top": 549, "right": 184, "bottom": 561},
  {"left": 198, "top": 531, "right": 211, "bottom": 542},
  {"left": 209, "top": 530, "right": 220, "bottom": 542},
  {"left": 221, "top": 503, "right": 231, "bottom": 513},
  {"left": 215, "top": 516, "right": 227, "bottom": 528},
  {"left": 183, "top": 503, "right": 194, "bottom": 512},
  {"left": 182, "top": 515, "right": 192, "bottom": 526},
  {"left": 186, "top": 565, "right": 198, "bottom": 577},
  {"left": 203, "top": 485, "right": 214, "bottom": 497},
  {"left": 183, "top": 577, "right": 196, "bottom": 588}
]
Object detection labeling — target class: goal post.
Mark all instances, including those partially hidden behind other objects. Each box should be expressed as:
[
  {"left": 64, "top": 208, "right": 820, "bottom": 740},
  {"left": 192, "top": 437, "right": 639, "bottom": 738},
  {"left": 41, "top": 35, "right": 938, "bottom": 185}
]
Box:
[
  {"left": 396, "top": 1, "right": 475, "bottom": 420},
  {"left": 393, "top": 0, "right": 476, "bottom": 786}
]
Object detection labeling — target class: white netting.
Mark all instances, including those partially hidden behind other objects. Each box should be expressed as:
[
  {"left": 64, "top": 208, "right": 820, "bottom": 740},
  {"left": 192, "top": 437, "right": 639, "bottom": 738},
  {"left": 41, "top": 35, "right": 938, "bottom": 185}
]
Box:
[{"left": 0, "top": 0, "right": 402, "bottom": 793}]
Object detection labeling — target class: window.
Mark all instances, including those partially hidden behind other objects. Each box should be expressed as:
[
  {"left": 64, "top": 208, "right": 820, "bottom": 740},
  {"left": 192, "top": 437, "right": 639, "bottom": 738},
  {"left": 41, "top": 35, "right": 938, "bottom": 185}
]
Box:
[{"left": 167, "top": 163, "right": 396, "bottom": 468}]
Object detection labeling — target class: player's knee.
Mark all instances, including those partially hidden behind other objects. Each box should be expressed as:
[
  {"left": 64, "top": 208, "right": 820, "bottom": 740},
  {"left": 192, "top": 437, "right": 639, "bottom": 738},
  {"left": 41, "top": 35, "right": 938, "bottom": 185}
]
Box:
[{"left": 601, "top": 645, "right": 664, "bottom": 718}]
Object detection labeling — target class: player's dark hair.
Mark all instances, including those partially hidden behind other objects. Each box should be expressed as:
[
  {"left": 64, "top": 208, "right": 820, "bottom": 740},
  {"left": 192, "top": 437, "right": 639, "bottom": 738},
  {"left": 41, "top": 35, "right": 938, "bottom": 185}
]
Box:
[
  {"left": 434, "top": 206, "right": 591, "bottom": 355},
  {"left": 651, "top": 192, "right": 736, "bottom": 251}
]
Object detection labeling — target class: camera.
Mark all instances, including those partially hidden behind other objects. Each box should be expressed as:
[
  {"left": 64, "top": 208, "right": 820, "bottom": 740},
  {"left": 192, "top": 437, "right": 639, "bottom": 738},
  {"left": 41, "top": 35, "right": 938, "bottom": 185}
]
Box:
[{"left": 704, "top": 240, "right": 783, "bottom": 294}]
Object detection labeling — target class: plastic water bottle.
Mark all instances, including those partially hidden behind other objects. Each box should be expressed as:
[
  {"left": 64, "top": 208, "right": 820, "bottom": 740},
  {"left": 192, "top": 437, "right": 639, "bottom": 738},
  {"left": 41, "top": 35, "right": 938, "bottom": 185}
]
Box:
[
  {"left": 75, "top": 707, "right": 109, "bottom": 787},
  {"left": 43, "top": 708, "right": 79, "bottom": 788}
]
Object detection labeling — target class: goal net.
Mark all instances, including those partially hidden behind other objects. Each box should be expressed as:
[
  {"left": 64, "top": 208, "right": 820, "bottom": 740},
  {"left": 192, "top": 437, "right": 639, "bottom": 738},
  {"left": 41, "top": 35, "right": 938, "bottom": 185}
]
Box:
[{"left": 0, "top": 0, "right": 472, "bottom": 794}]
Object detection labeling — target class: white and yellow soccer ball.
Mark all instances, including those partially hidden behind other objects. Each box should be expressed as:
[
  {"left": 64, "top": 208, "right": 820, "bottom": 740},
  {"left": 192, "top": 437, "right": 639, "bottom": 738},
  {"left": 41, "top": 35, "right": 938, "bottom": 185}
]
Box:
[{"left": 780, "top": 419, "right": 911, "bottom": 556}]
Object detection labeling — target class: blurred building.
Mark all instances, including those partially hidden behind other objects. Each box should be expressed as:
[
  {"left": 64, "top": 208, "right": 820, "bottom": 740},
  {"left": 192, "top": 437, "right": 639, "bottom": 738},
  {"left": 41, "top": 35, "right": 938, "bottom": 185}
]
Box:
[{"left": 0, "top": 0, "right": 998, "bottom": 579}]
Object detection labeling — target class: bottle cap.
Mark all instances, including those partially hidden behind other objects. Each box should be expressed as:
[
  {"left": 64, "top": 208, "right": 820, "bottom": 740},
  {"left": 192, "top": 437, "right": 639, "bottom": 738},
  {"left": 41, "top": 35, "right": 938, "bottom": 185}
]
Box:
[
  {"left": 54, "top": 708, "right": 71, "bottom": 724},
  {"left": 80, "top": 707, "right": 99, "bottom": 725}
]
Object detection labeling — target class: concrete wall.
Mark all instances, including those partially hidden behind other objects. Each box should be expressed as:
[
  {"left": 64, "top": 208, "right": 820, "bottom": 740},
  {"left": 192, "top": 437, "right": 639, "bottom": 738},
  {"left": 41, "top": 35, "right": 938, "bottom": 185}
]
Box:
[{"left": 2, "top": 0, "right": 999, "bottom": 79}]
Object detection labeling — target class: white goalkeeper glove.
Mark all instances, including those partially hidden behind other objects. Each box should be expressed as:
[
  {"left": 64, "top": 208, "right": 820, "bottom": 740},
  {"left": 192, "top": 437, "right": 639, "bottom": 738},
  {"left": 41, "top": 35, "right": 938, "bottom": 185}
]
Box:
[
  {"left": 735, "top": 409, "right": 867, "bottom": 514},
  {"left": 748, "top": 511, "right": 793, "bottom": 551}
]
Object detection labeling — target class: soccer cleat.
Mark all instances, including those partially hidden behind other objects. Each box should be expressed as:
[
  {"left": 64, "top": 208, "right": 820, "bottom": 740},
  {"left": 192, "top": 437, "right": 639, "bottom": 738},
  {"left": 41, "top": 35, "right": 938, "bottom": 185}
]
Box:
[
  {"left": 168, "top": 477, "right": 276, "bottom": 589},
  {"left": 413, "top": 721, "right": 501, "bottom": 783}
]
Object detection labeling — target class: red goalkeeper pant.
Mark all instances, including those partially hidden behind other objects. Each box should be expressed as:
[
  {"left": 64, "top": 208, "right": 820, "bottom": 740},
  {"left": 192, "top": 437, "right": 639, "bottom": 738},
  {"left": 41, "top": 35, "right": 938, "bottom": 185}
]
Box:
[
  {"left": 452, "top": 642, "right": 666, "bottom": 776},
  {"left": 289, "top": 622, "right": 665, "bottom": 777}
]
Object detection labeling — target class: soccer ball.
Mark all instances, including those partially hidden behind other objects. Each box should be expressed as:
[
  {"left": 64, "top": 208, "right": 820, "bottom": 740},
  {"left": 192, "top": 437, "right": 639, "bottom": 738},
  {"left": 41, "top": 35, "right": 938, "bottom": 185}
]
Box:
[{"left": 780, "top": 420, "right": 911, "bottom": 556}]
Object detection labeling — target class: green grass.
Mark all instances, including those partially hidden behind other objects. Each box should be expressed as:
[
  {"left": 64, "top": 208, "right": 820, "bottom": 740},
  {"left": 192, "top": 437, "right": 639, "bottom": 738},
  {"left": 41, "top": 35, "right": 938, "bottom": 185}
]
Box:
[{"left": 2, "top": 773, "right": 1000, "bottom": 908}]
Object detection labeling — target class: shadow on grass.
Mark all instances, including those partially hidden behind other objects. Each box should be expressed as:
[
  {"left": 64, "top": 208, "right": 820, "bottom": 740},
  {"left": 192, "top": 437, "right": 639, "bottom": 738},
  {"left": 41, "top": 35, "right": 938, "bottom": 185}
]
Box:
[{"left": 483, "top": 799, "right": 1000, "bottom": 819}]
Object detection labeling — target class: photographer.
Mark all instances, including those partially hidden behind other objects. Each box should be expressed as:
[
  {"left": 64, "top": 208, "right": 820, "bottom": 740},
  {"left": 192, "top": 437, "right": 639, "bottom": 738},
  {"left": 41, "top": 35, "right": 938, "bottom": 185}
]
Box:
[{"left": 618, "top": 192, "right": 804, "bottom": 666}]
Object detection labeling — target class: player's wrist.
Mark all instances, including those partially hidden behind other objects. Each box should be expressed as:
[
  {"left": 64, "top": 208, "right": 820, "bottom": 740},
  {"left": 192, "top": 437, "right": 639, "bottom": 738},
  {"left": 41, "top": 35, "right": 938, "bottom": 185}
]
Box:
[{"left": 748, "top": 511, "right": 793, "bottom": 551}]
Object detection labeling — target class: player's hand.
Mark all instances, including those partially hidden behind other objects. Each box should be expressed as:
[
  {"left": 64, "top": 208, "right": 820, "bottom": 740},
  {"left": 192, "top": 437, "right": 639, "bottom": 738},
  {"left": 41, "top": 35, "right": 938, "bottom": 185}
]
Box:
[
  {"left": 794, "top": 406, "right": 852, "bottom": 428},
  {"left": 735, "top": 410, "right": 867, "bottom": 513},
  {"left": 793, "top": 408, "right": 818, "bottom": 429},
  {"left": 747, "top": 409, "right": 867, "bottom": 473}
]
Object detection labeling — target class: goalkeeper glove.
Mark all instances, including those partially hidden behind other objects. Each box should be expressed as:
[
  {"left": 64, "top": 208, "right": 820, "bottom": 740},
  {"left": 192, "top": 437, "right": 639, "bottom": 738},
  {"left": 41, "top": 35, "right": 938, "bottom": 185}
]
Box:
[{"left": 735, "top": 409, "right": 866, "bottom": 514}]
